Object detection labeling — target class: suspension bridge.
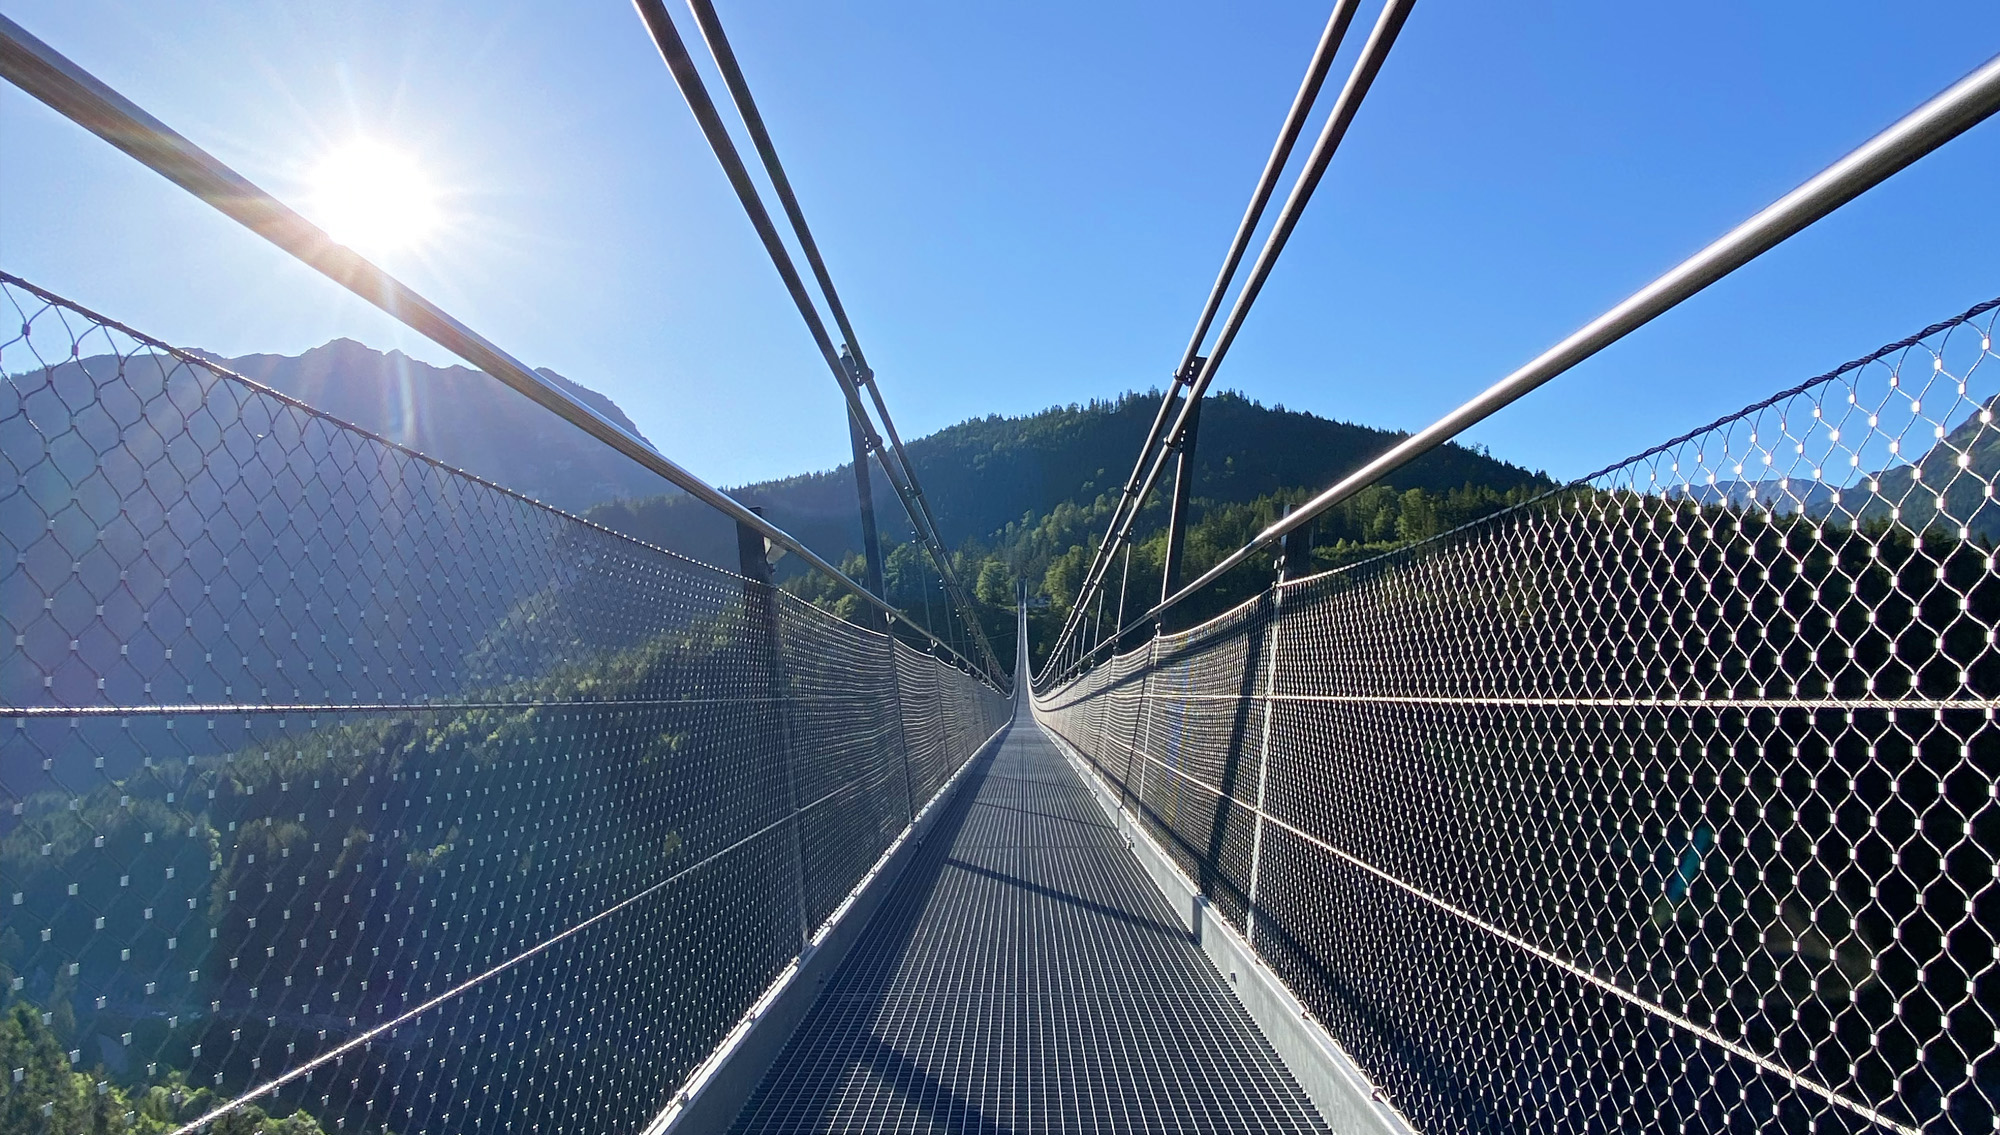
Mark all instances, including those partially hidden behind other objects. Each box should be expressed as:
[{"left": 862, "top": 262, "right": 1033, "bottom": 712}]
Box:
[{"left": 3, "top": 5, "right": 2000, "bottom": 1133}]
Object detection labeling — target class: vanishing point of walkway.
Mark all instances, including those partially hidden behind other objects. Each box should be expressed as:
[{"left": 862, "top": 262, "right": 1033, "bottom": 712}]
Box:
[{"left": 728, "top": 710, "right": 1329, "bottom": 1134}]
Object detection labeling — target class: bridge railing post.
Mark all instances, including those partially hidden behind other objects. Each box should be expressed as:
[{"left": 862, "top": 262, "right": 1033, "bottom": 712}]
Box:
[
  {"left": 839, "top": 369, "right": 920, "bottom": 823},
  {"left": 738, "top": 508, "right": 814, "bottom": 949},
  {"left": 842, "top": 348, "right": 889, "bottom": 603},
  {"left": 1130, "top": 635, "right": 1161, "bottom": 817},
  {"left": 1113, "top": 542, "right": 1133, "bottom": 654},
  {"left": 882, "top": 624, "right": 917, "bottom": 823},
  {"left": 1157, "top": 362, "right": 1205, "bottom": 634},
  {"left": 1243, "top": 517, "right": 1309, "bottom": 947}
]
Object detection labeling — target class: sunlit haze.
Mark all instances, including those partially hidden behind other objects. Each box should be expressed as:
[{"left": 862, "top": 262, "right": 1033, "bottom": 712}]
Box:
[
  {"left": 2, "top": 1, "right": 1997, "bottom": 487},
  {"left": 305, "top": 139, "right": 442, "bottom": 254}
]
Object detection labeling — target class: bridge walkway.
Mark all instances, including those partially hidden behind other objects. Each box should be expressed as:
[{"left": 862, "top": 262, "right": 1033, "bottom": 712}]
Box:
[{"left": 726, "top": 710, "right": 1328, "bottom": 1134}]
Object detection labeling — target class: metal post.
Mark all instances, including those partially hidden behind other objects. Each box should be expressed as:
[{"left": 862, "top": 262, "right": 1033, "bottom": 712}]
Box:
[
  {"left": 881, "top": 623, "right": 917, "bottom": 823},
  {"left": 738, "top": 507, "right": 813, "bottom": 947},
  {"left": 1159, "top": 392, "right": 1202, "bottom": 609},
  {"left": 1113, "top": 543, "right": 1133, "bottom": 654},
  {"left": 1280, "top": 522, "right": 1314, "bottom": 581},
  {"left": 918, "top": 555, "right": 936, "bottom": 633},
  {"left": 1092, "top": 585, "right": 1107, "bottom": 660},
  {"left": 1243, "top": 514, "right": 1306, "bottom": 948},
  {"left": 1129, "top": 637, "right": 1161, "bottom": 816},
  {"left": 843, "top": 349, "right": 887, "bottom": 609}
]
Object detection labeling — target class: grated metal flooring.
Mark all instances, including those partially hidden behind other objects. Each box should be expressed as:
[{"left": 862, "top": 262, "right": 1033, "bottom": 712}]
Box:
[{"left": 727, "top": 711, "right": 1330, "bottom": 1134}]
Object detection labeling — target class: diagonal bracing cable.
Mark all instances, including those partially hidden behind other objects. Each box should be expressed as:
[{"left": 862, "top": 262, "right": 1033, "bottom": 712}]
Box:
[
  {"left": 0, "top": 11, "right": 1003, "bottom": 688},
  {"left": 1053, "top": 0, "right": 1365, "bottom": 670},
  {"left": 630, "top": 0, "right": 1004, "bottom": 683},
  {"left": 677, "top": 0, "right": 985, "bottom": 675},
  {"left": 1050, "top": 46, "right": 2000, "bottom": 685},
  {"left": 682, "top": 0, "right": 960, "bottom": 610},
  {"left": 675, "top": 0, "right": 987, "bottom": 669},
  {"left": 1042, "top": 0, "right": 1416, "bottom": 679}
]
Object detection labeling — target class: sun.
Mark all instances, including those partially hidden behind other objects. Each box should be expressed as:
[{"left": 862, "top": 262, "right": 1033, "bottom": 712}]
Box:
[{"left": 306, "top": 139, "right": 442, "bottom": 253}]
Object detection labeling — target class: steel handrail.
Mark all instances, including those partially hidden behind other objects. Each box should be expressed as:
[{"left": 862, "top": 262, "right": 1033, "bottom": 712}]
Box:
[{"left": 1043, "top": 46, "right": 2000, "bottom": 686}]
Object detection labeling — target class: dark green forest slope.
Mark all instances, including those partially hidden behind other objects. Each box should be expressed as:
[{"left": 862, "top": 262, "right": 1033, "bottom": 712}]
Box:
[{"left": 590, "top": 391, "right": 1553, "bottom": 663}]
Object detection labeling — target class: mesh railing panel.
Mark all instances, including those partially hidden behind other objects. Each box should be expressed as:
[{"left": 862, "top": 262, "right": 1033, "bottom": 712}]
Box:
[
  {"left": 1129, "top": 596, "right": 1272, "bottom": 933},
  {"left": 896, "top": 646, "right": 951, "bottom": 808},
  {"left": 0, "top": 274, "right": 1011, "bottom": 1135},
  {"left": 776, "top": 597, "right": 919, "bottom": 930},
  {"left": 1035, "top": 298, "right": 2000, "bottom": 1134}
]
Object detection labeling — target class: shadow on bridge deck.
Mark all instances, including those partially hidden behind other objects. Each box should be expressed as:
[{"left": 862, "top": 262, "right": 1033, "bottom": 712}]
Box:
[{"left": 727, "top": 708, "right": 1328, "bottom": 1134}]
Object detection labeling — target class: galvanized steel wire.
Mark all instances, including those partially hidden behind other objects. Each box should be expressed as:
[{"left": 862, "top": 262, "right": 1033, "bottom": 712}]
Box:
[
  {"left": 0, "top": 274, "right": 1011, "bottom": 1134},
  {"left": 631, "top": 0, "right": 1004, "bottom": 682},
  {"left": 1041, "top": 48, "right": 2000, "bottom": 685},
  {"left": 1035, "top": 298, "right": 2000, "bottom": 1132}
]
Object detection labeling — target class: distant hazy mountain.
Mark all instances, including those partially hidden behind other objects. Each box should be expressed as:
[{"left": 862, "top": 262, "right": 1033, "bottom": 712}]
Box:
[
  {"left": 1680, "top": 394, "right": 2000, "bottom": 543},
  {"left": 209, "top": 339, "right": 672, "bottom": 514},
  {"left": 1676, "top": 478, "right": 1845, "bottom": 515},
  {"left": 3, "top": 339, "right": 700, "bottom": 711},
  {"left": 1855, "top": 393, "right": 2000, "bottom": 541}
]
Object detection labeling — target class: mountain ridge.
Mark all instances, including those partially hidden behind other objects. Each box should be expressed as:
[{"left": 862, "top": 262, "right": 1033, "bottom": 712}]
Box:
[
  {"left": 1678, "top": 392, "right": 2000, "bottom": 542},
  {"left": 68, "top": 336, "right": 1555, "bottom": 589},
  {"left": 203, "top": 338, "right": 671, "bottom": 513},
  {"left": 589, "top": 389, "right": 1555, "bottom": 573}
]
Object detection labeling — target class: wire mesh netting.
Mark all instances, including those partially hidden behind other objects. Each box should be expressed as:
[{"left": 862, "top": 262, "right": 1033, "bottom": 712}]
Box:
[
  {"left": 1034, "top": 297, "right": 2000, "bottom": 1134},
  {"left": 0, "top": 272, "right": 1011, "bottom": 1135}
]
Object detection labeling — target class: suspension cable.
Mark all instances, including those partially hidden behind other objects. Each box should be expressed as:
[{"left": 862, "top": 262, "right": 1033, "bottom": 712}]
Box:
[
  {"left": 0, "top": 11, "right": 1002, "bottom": 689},
  {"left": 631, "top": 0, "right": 1005, "bottom": 683},
  {"left": 1042, "top": 0, "right": 1416, "bottom": 678},
  {"left": 1049, "top": 46, "right": 2000, "bottom": 685},
  {"left": 1060, "top": 0, "right": 1366, "bottom": 664},
  {"left": 679, "top": 0, "right": 956, "bottom": 586}
]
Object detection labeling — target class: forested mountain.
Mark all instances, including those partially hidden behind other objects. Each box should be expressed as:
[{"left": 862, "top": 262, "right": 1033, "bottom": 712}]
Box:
[
  {"left": 158, "top": 340, "right": 1553, "bottom": 607},
  {"left": 588, "top": 390, "right": 1556, "bottom": 653},
  {"left": 747, "top": 390, "right": 1545, "bottom": 547},
  {"left": 584, "top": 391, "right": 1552, "bottom": 611}
]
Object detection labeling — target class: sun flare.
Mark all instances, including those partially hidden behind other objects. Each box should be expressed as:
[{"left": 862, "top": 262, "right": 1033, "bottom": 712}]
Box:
[{"left": 306, "top": 139, "right": 441, "bottom": 253}]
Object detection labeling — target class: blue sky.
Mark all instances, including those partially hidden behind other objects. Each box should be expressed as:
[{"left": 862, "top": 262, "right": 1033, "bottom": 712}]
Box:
[{"left": 2, "top": 1, "right": 1996, "bottom": 489}]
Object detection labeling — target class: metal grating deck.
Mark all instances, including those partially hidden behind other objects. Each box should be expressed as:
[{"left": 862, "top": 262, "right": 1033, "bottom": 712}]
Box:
[{"left": 727, "top": 711, "right": 1330, "bottom": 1134}]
